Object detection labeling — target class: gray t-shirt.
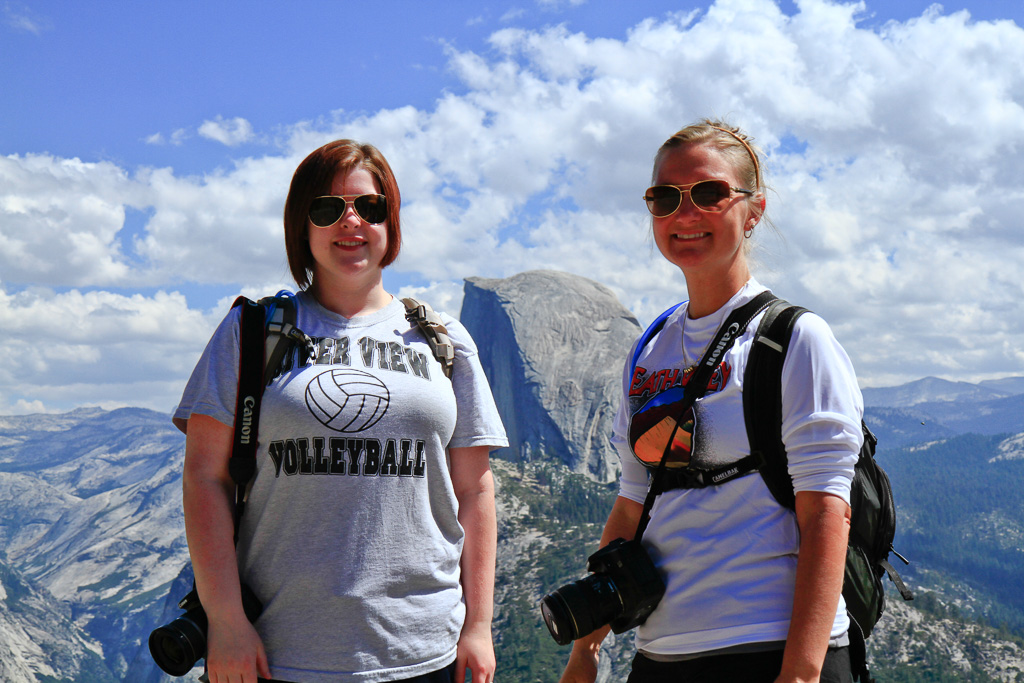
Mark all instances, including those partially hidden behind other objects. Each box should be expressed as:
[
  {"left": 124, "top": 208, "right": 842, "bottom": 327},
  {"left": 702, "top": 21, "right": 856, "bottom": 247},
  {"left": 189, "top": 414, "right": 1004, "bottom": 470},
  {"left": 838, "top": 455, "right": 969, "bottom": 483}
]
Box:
[{"left": 174, "top": 292, "right": 508, "bottom": 682}]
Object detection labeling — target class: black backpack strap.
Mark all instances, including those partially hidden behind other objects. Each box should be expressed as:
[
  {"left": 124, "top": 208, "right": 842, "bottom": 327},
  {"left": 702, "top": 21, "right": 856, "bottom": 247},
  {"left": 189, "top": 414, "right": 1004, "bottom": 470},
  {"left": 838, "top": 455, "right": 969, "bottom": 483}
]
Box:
[
  {"left": 650, "top": 453, "right": 764, "bottom": 494},
  {"left": 879, "top": 556, "right": 914, "bottom": 601},
  {"left": 847, "top": 617, "right": 874, "bottom": 683},
  {"left": 743, "top": 299, "right": 808, "bottom": 511},
  {"left": 402, "top": 297, "right": 455, "bottom": 379},
  {"left": 228, "top": 296, "right": 267, "bottom": 543}
]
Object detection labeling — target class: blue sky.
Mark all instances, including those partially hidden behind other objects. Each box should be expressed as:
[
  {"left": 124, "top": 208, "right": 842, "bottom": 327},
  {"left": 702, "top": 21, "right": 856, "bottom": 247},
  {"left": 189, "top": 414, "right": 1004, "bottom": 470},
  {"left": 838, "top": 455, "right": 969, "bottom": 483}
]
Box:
[
  {"left": 9, "top": 1, "right": 1021, "bottom": 167},
  {"left": 2, "top": 0, "right": 1024, "bottom": 414}
]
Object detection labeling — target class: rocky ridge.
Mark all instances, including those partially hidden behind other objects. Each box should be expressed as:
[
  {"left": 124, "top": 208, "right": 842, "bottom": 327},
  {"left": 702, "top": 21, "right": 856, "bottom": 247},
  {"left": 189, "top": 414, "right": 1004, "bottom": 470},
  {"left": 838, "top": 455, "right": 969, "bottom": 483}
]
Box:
[{"left": 461, "top": 270, "right": 640, "bottom": 483}]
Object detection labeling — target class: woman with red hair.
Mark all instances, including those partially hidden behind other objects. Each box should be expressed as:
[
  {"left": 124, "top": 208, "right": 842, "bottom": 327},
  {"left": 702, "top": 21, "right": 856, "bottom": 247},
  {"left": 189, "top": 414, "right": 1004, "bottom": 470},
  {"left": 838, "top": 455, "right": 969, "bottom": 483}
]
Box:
[{"left": 175, "top": 140, "right": 507, "bottom": 683}]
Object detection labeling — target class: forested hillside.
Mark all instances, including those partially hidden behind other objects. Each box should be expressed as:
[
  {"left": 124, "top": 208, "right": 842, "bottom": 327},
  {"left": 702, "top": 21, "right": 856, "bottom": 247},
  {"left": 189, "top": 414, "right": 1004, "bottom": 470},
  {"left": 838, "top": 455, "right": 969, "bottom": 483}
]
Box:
[
  {"left": 883, "top": 433, "right": 1024, "bottom": 635},
  {"left": 487, "top": 430, "right": 1024, "bottom": 682}
]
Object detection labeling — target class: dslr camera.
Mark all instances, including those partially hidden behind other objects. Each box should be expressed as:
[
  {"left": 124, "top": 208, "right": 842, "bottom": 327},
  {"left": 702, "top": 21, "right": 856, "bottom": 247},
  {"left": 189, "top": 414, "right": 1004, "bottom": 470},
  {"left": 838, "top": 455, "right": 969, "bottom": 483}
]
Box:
[
  {"left": 540, "top": 538, "right": 665, "bottom": 645},
  {"left": 149, "top": 582, "right": 263, "bottom": 676}
]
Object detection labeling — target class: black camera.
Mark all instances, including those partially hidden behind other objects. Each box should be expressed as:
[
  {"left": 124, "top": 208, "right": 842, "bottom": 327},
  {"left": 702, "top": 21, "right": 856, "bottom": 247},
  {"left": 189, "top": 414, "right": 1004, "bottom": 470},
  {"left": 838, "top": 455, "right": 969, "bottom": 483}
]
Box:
[
  {"left": 149, "top": 583, "right": 263, "bottom": 676},
  {"left": 540, "top": 538, "right": 665, "bottom": 645}
]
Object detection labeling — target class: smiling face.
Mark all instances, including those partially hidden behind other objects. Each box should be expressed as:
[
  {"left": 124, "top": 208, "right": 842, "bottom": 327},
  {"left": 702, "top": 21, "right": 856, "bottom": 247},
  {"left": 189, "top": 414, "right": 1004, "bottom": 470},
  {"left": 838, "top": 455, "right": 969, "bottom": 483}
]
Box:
[
  {"left": 651, "top": 142, "right": 760, "bottom": 286},
  {"left": 307, "top": 165, "right": 388, "bottom": 295}
]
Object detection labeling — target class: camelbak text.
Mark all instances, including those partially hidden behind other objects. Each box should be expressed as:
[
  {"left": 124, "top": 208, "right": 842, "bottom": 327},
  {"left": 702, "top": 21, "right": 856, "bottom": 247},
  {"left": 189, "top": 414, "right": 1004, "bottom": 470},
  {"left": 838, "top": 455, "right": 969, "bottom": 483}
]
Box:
[{"left": 711, "top": 466, "right": 740, "bottom": 484}]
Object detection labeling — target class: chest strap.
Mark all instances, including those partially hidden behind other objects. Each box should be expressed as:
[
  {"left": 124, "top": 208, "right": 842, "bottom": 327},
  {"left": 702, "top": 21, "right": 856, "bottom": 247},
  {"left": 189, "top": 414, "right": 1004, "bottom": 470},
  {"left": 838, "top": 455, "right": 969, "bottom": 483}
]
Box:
[{"left": 650, "top": 453, "right": 765, "bottom": 495}]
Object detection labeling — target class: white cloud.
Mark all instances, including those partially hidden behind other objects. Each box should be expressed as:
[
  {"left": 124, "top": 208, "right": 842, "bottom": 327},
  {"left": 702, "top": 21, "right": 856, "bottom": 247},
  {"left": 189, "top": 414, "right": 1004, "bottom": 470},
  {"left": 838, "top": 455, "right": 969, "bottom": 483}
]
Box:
[
  {"left": 3, "top": 2, "right": 48, "bottom": 34},
  {"left": 143, "top": 128, "right": 190, "bottom": 146},
  {"left": 131, "top": 154, "right": 299, "bottom": 285},
  {"left": 170, "top": 128, "right": 189, "bottom": 145},
  {"left": 0, "top": 286, "right": 220, "bottom": 414},
  {"left": 0, "top": 154, "right": 144, "bottom": 286},
  {"left": 500, "top": 7, "right": 527, "bottom": 22},
  {"left": 2, "top": 0, "right": 1024, "bottom": 413},
  {"left": 12, "top": 398, "right": 47, "bottom": 413},
  {"left": 198, "top": 116, "right": 255, "bottom": 147},
  {"left": 536, "top": 0, "right": 588, "bottom": 8}
]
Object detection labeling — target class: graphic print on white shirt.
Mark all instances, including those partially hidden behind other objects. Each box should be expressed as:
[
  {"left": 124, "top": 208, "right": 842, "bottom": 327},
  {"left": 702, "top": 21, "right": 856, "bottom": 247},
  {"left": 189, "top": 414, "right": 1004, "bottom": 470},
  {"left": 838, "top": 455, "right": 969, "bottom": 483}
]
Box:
[{"left": 626, "top": 357, "right": 732, "bottom": 469}]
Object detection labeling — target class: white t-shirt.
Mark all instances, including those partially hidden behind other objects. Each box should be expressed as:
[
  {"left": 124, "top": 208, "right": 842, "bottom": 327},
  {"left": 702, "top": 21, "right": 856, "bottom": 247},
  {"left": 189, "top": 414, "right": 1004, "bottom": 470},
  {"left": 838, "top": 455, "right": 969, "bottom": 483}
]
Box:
[
  {"left": 174, "top": 292, "right": 507, "bottom": 682},
  {"left": 612, "top": 280, "right": 862, "bottom": 655}
]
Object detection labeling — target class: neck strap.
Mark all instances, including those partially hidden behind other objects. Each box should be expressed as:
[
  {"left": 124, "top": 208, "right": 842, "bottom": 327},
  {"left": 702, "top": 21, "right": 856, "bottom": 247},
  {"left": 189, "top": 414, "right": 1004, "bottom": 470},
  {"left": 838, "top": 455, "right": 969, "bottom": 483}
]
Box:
[{"left": 228, "top": 297, "right": 268, "bottom": 544}]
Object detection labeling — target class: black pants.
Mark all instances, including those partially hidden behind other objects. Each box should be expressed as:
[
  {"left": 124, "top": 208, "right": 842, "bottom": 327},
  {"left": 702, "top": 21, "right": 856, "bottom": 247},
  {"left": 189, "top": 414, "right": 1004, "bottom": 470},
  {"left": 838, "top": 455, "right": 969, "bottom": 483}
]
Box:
[{"left": 626, "top": 647, "right": 852, "bottom": 683}]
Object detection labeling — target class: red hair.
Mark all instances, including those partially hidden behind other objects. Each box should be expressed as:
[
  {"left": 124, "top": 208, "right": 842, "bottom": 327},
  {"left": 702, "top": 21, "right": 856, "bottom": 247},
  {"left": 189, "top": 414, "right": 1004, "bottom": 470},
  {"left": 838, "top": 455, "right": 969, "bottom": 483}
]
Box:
[{"left": 283, "top": 140, "right": 401, "bottom": 289}]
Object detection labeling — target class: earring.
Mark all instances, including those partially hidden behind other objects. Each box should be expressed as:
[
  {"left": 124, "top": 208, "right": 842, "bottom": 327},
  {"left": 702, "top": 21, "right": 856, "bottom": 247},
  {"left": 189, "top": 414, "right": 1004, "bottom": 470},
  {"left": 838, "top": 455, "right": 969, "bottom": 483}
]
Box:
[{"left": 744, "top": 227, "right": 753, "bottom": 239}]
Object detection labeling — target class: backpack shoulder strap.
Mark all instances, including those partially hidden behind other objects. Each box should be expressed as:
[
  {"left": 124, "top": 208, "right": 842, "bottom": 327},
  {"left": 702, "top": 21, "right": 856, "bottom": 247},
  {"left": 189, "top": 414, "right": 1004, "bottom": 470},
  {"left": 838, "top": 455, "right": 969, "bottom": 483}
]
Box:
[
  {"left": 630, "top": 301, "right": 685, "bottom": 376},
  {"left": 742, "top": 299, "right": 808, "bottom": 511},
  {"left": 257, "top": 291, "right": 309, "bottom": 386},
  {"left": 401, "top": 297, "right": 455, "bottom": 379}
]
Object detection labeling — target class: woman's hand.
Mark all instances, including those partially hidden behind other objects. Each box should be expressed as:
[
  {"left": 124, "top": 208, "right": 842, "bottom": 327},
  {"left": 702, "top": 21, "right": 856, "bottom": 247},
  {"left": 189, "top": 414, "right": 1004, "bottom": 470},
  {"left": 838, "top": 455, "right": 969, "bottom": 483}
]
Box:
[
  {"left": 558, "top": 495, "right": 643, "bottom": 683},
  {"left": 558, "top": 638, "right": 601, "bottom": 683},
  {"left": 451, "top": 446, "right": 497, "bottom": 683},
  {"left": 205, "top": 615, "right": 270, "bottom": 683},
  {"left": 183, "top": 414, "right": 271, "bottom": 683},
  {"left": 455, "top": 620, "right": 496, "bottom": 683}
]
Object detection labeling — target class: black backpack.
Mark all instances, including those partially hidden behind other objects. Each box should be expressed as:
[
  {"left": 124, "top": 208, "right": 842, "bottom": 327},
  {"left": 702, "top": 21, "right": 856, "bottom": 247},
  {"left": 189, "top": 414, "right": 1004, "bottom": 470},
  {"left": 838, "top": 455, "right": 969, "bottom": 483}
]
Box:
[
  {"left": 743, "top": 299, "right": 913, "bottom": 682},
  {"left": 631, "top": 295, "right": 913, "bottom": 683}
]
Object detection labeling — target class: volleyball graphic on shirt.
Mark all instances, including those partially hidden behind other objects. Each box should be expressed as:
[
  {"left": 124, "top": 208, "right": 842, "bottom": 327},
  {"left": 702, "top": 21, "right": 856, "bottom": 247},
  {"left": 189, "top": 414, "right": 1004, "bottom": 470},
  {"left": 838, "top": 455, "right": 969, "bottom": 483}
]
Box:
[{"left": 305, "top": 368, "right": 390, "bottom": 432}]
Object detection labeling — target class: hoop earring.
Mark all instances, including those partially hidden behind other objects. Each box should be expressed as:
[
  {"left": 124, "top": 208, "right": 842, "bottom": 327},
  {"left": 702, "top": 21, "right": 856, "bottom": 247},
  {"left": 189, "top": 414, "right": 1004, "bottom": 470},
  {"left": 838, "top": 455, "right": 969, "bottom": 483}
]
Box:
[{"left": 744, "top": 227, "right": 753, "bottom": 239}]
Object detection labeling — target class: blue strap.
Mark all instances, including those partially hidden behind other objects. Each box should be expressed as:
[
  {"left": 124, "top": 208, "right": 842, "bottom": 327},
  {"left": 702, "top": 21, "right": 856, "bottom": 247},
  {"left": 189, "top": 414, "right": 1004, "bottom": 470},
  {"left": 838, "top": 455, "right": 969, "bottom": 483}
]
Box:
[
  {"left": 262, "top": 288, "right": 296, "bottom": 324},
  {"left": 630, "top": 302, "right": 685, "bottom": 376}
]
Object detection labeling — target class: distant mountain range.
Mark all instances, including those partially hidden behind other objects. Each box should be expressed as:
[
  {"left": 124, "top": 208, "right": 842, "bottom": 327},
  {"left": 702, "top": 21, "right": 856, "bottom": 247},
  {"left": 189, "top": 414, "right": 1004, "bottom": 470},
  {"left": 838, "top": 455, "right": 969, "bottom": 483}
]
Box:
[
  {"left": 0, "top": 407, "right": 188, "bottom": 682},
  {"left": 862, "top": 375, "right": 1024, "bottom": 408},
  {"left": 1, "top": 271, "right": 1022, "bottom": 682}
]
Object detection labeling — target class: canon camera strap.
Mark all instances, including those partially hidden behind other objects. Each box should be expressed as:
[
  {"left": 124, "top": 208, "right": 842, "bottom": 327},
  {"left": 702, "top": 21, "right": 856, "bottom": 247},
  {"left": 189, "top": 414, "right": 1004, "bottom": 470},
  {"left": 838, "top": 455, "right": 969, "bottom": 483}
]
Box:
[
  {"left": 634, "top": 290, "right": 776, "bottom": 541},
  {"left": 228, "top": 297, "right": 267, "bottom": 544}
]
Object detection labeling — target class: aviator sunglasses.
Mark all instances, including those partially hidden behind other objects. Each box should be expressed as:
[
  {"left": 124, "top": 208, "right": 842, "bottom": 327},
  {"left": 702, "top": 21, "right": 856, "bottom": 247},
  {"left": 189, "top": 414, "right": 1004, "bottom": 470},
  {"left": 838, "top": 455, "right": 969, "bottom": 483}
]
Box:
[
  {"left": 644, "top": 180, "right": 753, "bottom": 217},
  {"left": 308, "top": 194, "right": 388, "bottom": 227}
]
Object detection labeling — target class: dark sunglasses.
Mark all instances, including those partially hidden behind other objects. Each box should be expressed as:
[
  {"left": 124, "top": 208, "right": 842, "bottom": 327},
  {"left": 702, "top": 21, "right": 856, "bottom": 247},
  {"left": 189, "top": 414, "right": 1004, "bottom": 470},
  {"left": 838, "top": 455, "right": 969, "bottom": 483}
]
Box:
[
  {"left": 308, "top": 194, "right": 388, "bottom": 227},
  {"left": 644, "top": 180, "right": 753, "bottom": 217},
  {"left": 628, "top": 386, "right": 696, "bottom": 468}
]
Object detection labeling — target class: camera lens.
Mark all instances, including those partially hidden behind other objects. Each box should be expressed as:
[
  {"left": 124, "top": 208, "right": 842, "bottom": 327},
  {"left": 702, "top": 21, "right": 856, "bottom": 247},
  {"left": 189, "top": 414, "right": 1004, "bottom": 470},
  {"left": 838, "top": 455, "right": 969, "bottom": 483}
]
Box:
[
  {"left": 541, "top": 573, "right": 623, "bottom": 645},
  {"left": 148, "top": 614, "right": 207, "bottom": 676},
  {"left": 540, "top": 592, "right": 574, "bottom": 645}
]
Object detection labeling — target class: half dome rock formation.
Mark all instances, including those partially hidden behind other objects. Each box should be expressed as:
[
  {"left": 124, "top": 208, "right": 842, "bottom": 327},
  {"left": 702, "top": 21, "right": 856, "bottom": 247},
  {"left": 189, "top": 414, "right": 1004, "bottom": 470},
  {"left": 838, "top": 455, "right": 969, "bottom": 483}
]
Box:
[{"left": 460, "top": 270, "right": 641, "bottom": 483}]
